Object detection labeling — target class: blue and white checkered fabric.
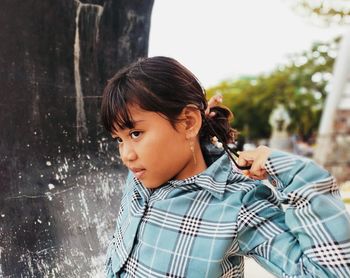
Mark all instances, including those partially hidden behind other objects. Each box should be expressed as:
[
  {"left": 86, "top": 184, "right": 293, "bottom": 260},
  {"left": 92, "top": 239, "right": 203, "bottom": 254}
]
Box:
[{"left": 105, "top": 150, "right": 350, "bottom": 277}]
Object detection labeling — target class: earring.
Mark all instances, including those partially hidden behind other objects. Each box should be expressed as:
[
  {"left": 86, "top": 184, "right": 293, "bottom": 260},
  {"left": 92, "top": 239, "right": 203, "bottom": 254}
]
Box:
[
  {"left": 211, "top": 136, "right": 223, "bottom": 149},
  {"left": 189, "top": 140, "right": 197, "bottom": 165}
]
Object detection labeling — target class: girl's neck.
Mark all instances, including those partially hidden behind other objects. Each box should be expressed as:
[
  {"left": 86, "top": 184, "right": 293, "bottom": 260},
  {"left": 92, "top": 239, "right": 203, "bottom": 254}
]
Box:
[{"left": 174, "top": 141, "right": 207, "bottom": 180}]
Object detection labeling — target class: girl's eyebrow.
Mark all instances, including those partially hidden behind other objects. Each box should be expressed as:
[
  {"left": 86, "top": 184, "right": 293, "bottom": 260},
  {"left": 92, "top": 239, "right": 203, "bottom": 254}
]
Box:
[
  {"left": 133, "top": 120, "right": 145, "bottom": 124},
  {"left": 111, "top": 120, "right": 145, "bottom": 138},
  {"left": 128, "top": 119, "right": 145, "bottom": 127}
]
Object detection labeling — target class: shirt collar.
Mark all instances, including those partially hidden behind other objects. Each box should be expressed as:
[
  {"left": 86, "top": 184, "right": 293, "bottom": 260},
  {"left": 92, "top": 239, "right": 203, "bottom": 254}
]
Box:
[
  {"left": 132, "top": 176, "right": 153, "bottom": 201},
  {"left": 168, "top": 176, "right": 197, "bottom": 188},
  {"left": 168, "top": 153, "right": 233, "bottom": 200},
  {"left": 194, "top": 153, "right": 232, "bottom": 200},
  {"left": 131, "top": 153, "right": 246, "bottom": 201}
]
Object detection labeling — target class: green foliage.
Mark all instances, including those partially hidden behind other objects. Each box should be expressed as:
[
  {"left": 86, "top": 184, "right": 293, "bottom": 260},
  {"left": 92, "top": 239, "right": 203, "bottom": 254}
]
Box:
[
  {"left": 291, "top": 0, "right": 350, "bottom": 25},
  {"left": 206, "top": 38, "right": 339, "bottom": 141}
]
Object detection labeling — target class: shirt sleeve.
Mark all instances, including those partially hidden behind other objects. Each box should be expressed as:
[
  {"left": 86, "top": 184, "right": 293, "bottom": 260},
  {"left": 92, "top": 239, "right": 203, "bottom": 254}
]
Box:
[{"left": 236, "top": 150, "right": 350, "bottom": 277}]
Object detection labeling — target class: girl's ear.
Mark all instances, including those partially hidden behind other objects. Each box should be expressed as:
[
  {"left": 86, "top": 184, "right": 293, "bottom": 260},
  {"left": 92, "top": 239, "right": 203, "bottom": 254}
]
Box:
[{"left": 179, "top": 105, "right": 202, "bottom": 139}]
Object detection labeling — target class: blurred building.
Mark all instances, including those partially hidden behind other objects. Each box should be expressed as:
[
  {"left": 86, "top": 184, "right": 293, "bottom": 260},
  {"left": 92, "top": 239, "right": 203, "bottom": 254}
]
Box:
[{"left": 314, "top": 28, "right": 350, "bottom": 184}]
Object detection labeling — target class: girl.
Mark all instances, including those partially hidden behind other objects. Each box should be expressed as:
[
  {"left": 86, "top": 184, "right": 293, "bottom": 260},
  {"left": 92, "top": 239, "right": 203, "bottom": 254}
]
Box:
[{"left": 101, "top": 56, "right": 350, "bottom": 277}]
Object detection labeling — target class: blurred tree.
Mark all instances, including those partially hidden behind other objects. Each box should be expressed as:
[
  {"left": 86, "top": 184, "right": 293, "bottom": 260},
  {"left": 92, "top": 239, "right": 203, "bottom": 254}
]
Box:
[
  {"left": 290, "top": 0, "right": 350, "bottom": 25},
  {"left": 206, "top": 37, "right": 340, "bottom": 141}
]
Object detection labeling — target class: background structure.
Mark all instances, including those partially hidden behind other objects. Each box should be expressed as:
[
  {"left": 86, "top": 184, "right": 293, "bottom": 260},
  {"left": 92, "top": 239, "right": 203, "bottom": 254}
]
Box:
[{"left": 0, "top": 0, "right": 154, "bottom": 276}]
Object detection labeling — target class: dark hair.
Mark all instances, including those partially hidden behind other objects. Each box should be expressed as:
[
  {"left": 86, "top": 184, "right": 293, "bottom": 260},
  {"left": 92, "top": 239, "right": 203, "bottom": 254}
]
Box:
[{"left": 101, "top": 56, "right": 237, "bottom": 146}]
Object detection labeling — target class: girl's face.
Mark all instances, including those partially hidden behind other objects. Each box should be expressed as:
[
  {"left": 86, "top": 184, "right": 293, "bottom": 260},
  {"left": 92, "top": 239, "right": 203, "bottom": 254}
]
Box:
[{"left": 112, "top": 105, "right": 197, "bottom": 188}]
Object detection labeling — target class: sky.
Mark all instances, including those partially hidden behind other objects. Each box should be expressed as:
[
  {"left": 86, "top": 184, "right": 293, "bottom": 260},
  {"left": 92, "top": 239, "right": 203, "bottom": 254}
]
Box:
[{"left": 148, "top": 0, "right": 348, "bottom": 88}]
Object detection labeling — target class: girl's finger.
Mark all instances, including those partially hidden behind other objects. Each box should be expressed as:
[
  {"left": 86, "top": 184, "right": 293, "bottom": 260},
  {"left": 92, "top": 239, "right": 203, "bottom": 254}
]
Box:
[
  {"left": 206, "top": 96, "right": 223, "bottom": 116},
  {"left": 249, "top": 159, "right": 264, "bottom": 175},
  {"left": 247, "top": 167, "right": 266, "bottom": 179},
  {"left": 237, "top": 151, "right": 255, "bottom": 166},
  {"left": 208, "top": 94, "right": 223, "bottom": 106},
  {"left": 209, "top": 111, "right": 216, "bottom": 118},
  {"left": 237, "top": 146, "right": 271, "bottom": 179}
]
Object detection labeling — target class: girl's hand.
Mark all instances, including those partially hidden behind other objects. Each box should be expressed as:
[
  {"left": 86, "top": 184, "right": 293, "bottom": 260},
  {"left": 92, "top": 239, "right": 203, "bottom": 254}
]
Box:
[
  {"left": 205, "top": 93, "right": 223, "bottom": 118},
  {"left": 237, "top": 146, "right": 272, "bottom": 180}
]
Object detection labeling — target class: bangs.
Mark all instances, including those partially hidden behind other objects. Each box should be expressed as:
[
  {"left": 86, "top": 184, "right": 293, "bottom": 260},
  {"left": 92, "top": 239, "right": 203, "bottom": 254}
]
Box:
[
  {"left": 101, "top": 73, "right": 157, "bottom": 134},
  {"left": 101, "top": 76, "right": 137, "bottom": 134}
]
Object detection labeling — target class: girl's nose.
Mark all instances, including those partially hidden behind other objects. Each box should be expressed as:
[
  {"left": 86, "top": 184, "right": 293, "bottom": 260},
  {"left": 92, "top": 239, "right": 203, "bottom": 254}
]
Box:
[{"left": 120, "top": 144, "right": 137, "bottom": 163}]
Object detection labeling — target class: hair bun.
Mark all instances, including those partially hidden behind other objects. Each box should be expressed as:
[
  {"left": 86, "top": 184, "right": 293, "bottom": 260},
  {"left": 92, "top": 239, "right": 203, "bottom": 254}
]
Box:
[
  {"left": 200, "top": 105, "right": 237, "bottom": 145},
  {"left": 207, "top": 106, "right": 233, "bottom": 121}
]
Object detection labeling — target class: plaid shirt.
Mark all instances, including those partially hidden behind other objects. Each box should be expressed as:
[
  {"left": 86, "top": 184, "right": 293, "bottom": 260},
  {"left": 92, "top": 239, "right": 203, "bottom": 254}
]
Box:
[{"left": 105, "top": 150, "right": 350, "bottom": 277}]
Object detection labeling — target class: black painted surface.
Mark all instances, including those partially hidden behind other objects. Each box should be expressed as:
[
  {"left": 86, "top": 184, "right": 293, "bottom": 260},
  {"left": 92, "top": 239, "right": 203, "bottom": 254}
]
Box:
[{"left": 0, "top": 0, "right": 154, "bottom": 276}]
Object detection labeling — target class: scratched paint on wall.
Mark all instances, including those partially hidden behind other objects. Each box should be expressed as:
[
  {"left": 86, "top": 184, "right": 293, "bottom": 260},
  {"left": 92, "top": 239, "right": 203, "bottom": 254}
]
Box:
[{"left": 0, "top": 0, "right": 154, "bottom": 276}]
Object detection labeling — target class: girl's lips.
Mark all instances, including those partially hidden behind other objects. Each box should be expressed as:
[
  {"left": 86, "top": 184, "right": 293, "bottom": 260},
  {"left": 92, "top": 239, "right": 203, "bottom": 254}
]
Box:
[{"left": 131, "top": 168, "right": 146, "bottom": 179}]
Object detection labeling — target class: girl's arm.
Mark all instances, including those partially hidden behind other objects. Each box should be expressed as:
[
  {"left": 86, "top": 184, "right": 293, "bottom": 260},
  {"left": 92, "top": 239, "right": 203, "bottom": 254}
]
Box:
[{"left": 236, "top": 147, "right": 350, "bottom": 277}]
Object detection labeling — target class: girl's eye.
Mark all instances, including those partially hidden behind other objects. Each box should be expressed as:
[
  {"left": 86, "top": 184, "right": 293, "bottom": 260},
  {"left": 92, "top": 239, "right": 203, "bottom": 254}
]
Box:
[
  {"left": 130, "top": 131, "right": 141, "bottom": 139},
  {"left": 114, "top": 137, "right": 123, "bottom": 144}
]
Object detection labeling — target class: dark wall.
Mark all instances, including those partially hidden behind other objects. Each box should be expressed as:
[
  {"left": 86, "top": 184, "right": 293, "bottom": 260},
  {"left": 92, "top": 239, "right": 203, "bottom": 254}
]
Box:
[{"left": 0, "top": 0, "right": 154, "bottom": 276}]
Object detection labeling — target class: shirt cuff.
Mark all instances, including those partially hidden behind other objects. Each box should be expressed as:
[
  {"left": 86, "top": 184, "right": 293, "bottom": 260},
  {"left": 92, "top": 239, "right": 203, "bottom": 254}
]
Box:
[{"left": 264, "top": 149, "right": 299, "bottom": 191}]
